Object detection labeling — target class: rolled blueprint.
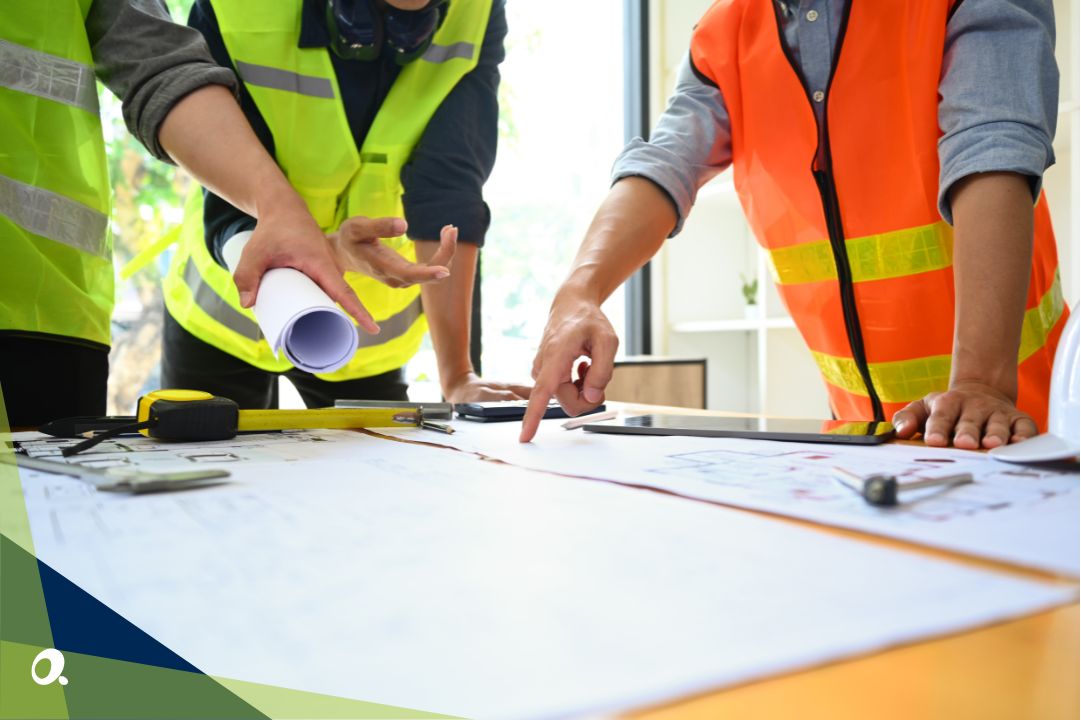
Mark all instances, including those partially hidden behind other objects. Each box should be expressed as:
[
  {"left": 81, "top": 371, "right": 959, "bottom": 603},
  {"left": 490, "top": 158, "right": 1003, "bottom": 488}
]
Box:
[{"left": 222, "top": 231, "right": 359, "bottom": 374}]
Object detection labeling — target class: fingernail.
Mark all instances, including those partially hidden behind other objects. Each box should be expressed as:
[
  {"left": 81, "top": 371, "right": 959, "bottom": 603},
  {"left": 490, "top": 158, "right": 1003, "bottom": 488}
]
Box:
[
  {"left": 583, "top": 387, "right": 602, "bottom": 403},
  {"left": 925, "top": 432, "right": 944, "bottom": 445},
  {"left": 239, "top": 291, "right": 253, "bottom": 307},
  {"left": 435, "top": 269, "right": 450, "bottom": 279}
]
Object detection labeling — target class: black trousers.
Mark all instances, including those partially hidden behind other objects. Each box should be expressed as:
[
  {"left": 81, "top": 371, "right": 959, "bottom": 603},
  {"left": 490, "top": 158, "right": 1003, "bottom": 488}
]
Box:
[
  {"left": 0, "top": 334, "right": 109, "bottom": 428},
  {"left": 161, "top": 311, "right": 408, "bottom": 409}
]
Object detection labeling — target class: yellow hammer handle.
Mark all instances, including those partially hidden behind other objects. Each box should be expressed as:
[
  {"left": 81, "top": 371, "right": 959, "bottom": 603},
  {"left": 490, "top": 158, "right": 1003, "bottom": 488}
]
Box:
[{"left": 237, "top": 408, "right": 416, "bottom": 432}]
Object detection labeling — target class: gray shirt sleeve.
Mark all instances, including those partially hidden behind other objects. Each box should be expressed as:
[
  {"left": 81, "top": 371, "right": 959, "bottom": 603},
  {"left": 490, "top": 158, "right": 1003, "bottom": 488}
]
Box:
[
  {"left": 611, "top": 53, "right": 733, "bottom": 237},
  {"left": 937, "top": 0, "right": 1058, "bottom": 224},
  {"left": 85, "top": 0, "right": 238, "bottom": 163}
]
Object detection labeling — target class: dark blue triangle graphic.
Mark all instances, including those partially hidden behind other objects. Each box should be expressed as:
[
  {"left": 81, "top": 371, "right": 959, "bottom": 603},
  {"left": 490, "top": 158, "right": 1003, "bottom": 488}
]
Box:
[{"left": 35, "top": 554, "right": 200, "bottom": 673}]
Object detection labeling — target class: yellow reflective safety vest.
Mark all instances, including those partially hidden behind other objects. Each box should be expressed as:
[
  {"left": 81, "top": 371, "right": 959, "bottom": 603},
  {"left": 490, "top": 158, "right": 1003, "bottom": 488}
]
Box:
[
  {"left": 0, "top": 1, "right": 113, "bottom": 348},
  {"left": 163, "top": 0, "right": 493, "bottom": 380}
]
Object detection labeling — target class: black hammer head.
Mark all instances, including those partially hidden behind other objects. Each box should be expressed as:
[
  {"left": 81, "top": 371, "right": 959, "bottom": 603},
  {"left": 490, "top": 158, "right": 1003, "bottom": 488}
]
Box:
[{"left": 861, "top": 474, "right": 899, "bottom": 507}]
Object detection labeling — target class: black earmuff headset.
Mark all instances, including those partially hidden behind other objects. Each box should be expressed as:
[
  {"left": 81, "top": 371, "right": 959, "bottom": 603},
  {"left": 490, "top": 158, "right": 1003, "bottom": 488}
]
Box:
[{"left": 325, "top": 0, "right": 448, "bottom": 65}]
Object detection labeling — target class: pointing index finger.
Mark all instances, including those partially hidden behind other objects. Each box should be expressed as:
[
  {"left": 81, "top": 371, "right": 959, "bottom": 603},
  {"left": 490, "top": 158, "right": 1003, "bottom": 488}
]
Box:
[{"left": 520, "top": 378, "right": 555, "bottom": 443}]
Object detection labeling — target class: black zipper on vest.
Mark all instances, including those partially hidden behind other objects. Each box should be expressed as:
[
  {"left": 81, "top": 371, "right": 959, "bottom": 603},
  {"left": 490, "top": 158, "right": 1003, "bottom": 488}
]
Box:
[{"left": 769, "top": 1, "right": 884, "bottom": 422}]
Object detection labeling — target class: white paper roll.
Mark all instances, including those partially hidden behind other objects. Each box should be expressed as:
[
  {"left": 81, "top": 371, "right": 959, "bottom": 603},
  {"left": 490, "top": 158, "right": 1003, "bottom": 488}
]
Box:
[{"left": 222, "top": 231, "right": 359, "bottom": 374}]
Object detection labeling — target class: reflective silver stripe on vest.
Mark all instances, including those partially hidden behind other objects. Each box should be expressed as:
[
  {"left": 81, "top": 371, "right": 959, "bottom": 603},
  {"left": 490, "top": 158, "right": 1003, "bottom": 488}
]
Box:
[
  {"left": 235, "top": 60, "right": 335, "bottom": 99},
  {"left": 0, "top": 39, "right": 99, "bottom": 114},
  {"left": 422, "top": 42, "right": 475, "bottom": 63},
  {"left": 358, "top": 295, "right": 424, "bottom": 349},
  {"left": 182, "top": 258, "right": 424, "bottom": 350},
  {"left": 182, "top": 258, "right": 264, "bottom": 342},
  {"left": 0, "top": 173, "right": 108, "bottom": 257}
]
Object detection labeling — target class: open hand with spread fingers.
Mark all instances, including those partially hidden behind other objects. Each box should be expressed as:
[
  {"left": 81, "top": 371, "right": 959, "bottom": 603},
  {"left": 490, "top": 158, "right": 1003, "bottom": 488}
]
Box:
[{"left": 331, "top": 217, "right": 457, "bottom": 289}]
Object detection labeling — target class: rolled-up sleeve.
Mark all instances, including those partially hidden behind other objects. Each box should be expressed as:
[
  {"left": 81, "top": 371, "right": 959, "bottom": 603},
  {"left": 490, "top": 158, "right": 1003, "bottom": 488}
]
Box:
[
  {"left": 611, "top": 53, "right": 732, "bottom": 237},
  {"left": 85, "top": 0, "right": 237, "bottom": 163},
  {"left": 937, "top": 0, "right": 1058, "bottom": 224}
]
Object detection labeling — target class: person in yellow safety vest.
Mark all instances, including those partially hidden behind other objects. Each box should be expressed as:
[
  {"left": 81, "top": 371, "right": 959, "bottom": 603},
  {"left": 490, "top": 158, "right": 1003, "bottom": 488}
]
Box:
[
  {"left": 0, "top": 0, "right": 387, "bottom": 428},
  {"left": 521, "top": 0, "right": 1068, "bottom": 448},
  {"left": 161, "top": 0, "right": 530, "bottom": 409}
]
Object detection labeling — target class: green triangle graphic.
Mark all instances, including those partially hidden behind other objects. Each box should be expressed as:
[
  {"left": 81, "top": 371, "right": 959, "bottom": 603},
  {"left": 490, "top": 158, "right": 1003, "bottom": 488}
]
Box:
[
  {"left": 5, "top": 642, "right": 269, "bottom": 720},
  {"left": 0, "top": 384, "right": 68, "bottom": 720},
  {"left": 213, "top": 676, "right": 464, "bottom": 719}
]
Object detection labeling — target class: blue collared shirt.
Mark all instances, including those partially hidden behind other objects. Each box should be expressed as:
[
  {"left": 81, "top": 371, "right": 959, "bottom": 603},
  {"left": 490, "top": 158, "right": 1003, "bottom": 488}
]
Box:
[{"left": 615, "top": 0, "right": 1058, "bottom": 234}]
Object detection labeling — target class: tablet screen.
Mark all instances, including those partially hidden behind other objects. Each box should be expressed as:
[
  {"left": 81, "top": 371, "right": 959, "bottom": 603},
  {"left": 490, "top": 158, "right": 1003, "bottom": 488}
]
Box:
[{"left": 582, "top": 415, "right": 895, "bottom": 444}]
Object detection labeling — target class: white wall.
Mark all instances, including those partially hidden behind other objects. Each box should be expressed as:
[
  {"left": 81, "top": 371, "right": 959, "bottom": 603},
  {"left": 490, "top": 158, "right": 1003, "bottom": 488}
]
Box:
[
  {"left": 1047, "top": 0, "right": 1080, "bottom": 309},
  {"left": 651, "top": 0, "right": 1081, "bottom": 416}
]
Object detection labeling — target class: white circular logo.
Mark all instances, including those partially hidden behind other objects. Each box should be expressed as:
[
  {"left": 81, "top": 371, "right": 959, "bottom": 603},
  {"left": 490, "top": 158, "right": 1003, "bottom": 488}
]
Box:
[{"left": 31, "top": 648, "right": 68, "bottom": 686}]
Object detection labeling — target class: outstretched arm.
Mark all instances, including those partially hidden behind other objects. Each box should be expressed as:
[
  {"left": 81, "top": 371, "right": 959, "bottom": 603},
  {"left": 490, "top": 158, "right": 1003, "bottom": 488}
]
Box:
[{"left": 519, "top": 177, "right": 675, "bottom": 442}]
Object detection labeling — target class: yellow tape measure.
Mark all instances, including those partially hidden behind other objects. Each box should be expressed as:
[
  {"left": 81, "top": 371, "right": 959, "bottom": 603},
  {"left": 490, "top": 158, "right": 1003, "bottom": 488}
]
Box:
[{"left": 136, "top": 389, "right": 416, "bottom": 440}]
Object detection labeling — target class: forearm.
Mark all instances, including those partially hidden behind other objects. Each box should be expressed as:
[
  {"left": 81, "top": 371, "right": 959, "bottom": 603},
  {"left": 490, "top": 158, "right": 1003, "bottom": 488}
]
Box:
[
  {"left": 157, "top": 85, "right": 307, "bottom": 223},
  {"left": 560, "top": 177, "right": 676, "bottom": 304},
  {"left": 948, "top": 172, "right": 1034, "bottom": 398},
  {"left": 417, "top": 241, "right": 477, "bottom": 389}
]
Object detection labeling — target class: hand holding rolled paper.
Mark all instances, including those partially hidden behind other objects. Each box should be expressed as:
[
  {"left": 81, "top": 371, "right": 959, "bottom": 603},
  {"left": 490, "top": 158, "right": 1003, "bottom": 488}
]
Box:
[{"left": 224, "top": 231, "right": 361, "bottom": 374}]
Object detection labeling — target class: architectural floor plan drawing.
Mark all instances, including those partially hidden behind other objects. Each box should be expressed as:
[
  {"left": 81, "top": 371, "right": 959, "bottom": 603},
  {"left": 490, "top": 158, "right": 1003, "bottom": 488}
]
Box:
[
  {"left": 14, "top": 419, "right": 1081, "bottom": 576},
  {"left": 373, "top": 419, "right": 1081, "bottom": 576},
  {"left": 644, "top": 444, "right": 1077, "bottom": 525},
  {"left": 9, "top": 427, "right": 1075, "bottom": 719}
]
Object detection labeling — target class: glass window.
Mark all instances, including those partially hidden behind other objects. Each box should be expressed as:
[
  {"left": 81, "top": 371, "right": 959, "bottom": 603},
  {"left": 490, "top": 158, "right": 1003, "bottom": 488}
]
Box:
[{"left": 407, "top": 0, "right": 628, "bottom": 398}]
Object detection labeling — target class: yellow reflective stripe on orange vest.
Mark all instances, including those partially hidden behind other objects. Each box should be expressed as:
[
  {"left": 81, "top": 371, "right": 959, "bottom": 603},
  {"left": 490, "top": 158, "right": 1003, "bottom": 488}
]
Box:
[
  {"left": 812, "top": 274, "right": 1065, "bottom": 403},
  {"left": 769, "top": 221, "right": 953, "bottom": 285},
  {"left": 1018, "top": 272, "right": 1065, "bottom": 363},
  {"left": 812, "top": 351, "right": 952, "bottom": 404}
]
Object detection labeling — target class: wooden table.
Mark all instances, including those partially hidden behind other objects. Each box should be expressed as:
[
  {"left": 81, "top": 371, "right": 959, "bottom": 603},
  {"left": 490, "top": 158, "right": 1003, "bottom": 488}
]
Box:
[{"left": 612, "top": 404, "right": 1080, "bottom": 720}]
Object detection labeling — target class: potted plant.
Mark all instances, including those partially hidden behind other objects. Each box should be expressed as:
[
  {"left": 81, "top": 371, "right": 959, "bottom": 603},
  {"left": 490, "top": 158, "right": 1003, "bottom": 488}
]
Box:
[{"left": 740, "top": 273, "right": 759, "bottom": 319}]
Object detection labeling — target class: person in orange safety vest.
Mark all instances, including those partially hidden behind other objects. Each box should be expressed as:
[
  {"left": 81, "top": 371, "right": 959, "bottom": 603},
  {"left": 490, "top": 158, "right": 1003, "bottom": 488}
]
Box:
[{"left": 520, "top": 0, "right": 1068, "bottom": 448}]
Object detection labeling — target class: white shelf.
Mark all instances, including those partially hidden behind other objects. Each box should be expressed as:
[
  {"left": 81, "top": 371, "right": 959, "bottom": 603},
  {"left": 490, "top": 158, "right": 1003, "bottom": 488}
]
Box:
[{"left": 672, "top": 316, "right": 797, "bottom": 333}]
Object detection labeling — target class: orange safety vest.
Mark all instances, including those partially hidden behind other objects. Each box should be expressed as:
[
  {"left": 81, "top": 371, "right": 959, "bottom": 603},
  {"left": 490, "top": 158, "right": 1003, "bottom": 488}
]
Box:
[{"left": 690, "top": 0, "right": 1067, "bottom": 428}]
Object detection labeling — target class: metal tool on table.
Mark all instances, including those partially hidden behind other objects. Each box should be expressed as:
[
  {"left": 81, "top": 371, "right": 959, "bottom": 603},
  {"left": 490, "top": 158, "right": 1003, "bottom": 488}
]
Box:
[
  {"left": 1, "top": 453, "right": 229, "bottom": 494},
  {"left": 335, "top": 399, "right": 455, "bottom": 434},
  {"left": 832, "top": 466, "right": 974, "bottom": 507}
]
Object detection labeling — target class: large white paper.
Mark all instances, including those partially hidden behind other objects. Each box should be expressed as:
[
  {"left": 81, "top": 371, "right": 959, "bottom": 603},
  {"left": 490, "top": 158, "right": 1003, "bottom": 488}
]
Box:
[
  {"left": 16, "top": 430, "right": 1076, "bottom": 719},
  {"left": 223, "top": 231, "right": 358, "bottom": 373},
  {"left": 374, "top": 417, "right": 1081, "bottom": 576}
]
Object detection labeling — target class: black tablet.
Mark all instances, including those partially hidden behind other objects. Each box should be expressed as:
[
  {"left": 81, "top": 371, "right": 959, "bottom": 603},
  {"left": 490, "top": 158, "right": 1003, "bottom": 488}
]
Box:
[
  {"left": 455, "top": 400, "right": 607, "bottom": 423},
  {"left": 582, "top": 415, "right": 895, "bottom": 444}
]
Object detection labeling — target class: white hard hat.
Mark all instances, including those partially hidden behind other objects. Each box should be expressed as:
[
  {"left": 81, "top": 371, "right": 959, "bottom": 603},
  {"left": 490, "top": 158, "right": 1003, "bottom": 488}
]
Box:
[{"left": 991, "top": 304, "right": 1080, "bottom": 463}]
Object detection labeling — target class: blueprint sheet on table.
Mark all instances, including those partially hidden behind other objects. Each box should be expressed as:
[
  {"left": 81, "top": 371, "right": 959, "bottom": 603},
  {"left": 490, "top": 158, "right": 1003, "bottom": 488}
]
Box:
[
  {"left": 12, "top": 429, "right": 1076, "bottom": 719},
  {"left": 373, "top": 417, "right": 1081, "bottom": 576}
]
